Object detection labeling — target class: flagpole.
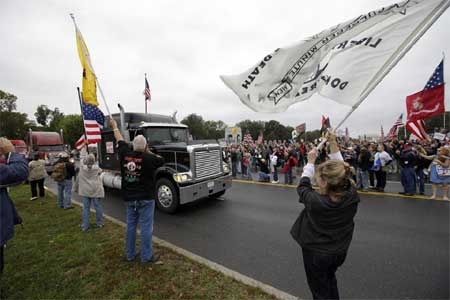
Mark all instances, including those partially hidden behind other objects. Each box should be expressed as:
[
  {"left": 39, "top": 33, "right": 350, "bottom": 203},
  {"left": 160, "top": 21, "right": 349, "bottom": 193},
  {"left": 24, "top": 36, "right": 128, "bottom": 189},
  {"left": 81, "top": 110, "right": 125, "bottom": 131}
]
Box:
[
  {"left": 70, "top": 13, "right": 112, "bottom": 117},
  {"left": 145, "top": 73, "right": 148, "bottom": 114},
  {"left": 334, "top": 0, "right": 450, "bottom": 131},
  {"left": 443, "top": 52, "right": 446, "bottom": 129},
  {"left": 77, "top": 87, "right": 89, "bottom": 153}
]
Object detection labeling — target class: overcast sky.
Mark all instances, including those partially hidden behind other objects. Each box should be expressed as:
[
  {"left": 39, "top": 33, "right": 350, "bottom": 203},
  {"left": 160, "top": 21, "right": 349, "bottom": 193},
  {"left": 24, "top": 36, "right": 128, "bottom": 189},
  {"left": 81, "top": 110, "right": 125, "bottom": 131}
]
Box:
[{"left": 1, "top": 0, "right": 449, "bottom": 137}]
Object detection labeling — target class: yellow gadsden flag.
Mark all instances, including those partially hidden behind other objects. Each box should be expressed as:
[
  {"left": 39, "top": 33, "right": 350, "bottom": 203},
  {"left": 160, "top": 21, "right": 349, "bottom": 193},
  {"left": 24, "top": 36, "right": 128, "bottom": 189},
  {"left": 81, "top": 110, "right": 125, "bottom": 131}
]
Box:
[{"left": 75, "top": 27, "right": 98, "bottom": 106}]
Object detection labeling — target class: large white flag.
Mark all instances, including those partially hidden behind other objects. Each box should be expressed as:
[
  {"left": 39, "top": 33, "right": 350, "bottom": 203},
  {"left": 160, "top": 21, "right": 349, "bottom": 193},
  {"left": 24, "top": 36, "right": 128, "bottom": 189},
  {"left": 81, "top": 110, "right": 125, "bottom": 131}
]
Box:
[{"left": 220, "top": 0, "right": 449, "bottom": 113}]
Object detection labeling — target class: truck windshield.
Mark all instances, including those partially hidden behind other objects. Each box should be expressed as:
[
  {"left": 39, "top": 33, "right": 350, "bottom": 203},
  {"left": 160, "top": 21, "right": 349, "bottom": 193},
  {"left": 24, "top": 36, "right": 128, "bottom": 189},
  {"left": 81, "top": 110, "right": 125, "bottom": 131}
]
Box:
[{"left": 143, "top": 127, "right": 188, "bottom": 145}]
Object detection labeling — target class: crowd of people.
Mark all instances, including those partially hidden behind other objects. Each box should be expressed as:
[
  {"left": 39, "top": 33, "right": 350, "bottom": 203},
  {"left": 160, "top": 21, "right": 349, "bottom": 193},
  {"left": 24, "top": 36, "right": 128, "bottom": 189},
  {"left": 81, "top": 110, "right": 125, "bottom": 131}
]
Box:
[
  {"left": 223, "top": 135, "right": 450, "bottom": 199},
  {"left": 1, "top": 128, "right": 449, "bottom": 299}
]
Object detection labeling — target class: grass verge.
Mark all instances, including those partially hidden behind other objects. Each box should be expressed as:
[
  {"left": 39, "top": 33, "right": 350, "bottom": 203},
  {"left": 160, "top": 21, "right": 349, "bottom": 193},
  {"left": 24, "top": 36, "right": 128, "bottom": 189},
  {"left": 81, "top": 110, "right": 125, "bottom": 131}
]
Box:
[{"left": 1, "top": 184, "right": 276, "bottom": 300}]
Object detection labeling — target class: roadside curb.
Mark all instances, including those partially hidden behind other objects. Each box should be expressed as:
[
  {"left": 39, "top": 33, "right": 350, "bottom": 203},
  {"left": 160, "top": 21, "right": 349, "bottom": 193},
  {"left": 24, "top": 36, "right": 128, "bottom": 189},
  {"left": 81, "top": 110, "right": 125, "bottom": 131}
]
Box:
[{"left": 45, "top": 186, "right": 300, "bottom": 300}]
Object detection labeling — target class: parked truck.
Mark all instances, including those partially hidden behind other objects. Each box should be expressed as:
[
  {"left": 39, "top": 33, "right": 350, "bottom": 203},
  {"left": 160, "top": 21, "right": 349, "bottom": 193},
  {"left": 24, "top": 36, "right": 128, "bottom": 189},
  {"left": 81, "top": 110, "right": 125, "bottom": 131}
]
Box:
[
  {"left": 26, "top": 130, "right": 66, "bottom": 174},
  {"left": 98, "top": 105, "right": 232, "bottom": 213}
]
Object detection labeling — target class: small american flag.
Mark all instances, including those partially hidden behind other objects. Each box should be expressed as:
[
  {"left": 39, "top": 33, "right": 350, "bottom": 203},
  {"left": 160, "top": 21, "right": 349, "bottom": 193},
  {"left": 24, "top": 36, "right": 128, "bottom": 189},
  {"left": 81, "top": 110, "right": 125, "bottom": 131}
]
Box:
[
  {"left": 82, "top": 102, "right": 105, "bottom": 144},
  {"left": 144, "top": 76, "right": 151, "bottom": 101},
  {"left": 386, "top": 113, "right": 404, "bottom": 140},
  {"left": 243, "top": 132, "right": 254, "bottom": 145}
]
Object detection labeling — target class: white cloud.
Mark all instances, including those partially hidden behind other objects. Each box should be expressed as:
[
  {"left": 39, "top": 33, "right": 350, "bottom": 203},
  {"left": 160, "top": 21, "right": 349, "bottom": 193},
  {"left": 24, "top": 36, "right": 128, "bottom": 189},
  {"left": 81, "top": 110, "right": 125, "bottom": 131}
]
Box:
[{"left": 1, "top": 0, "right": 449, "bottom": 137}]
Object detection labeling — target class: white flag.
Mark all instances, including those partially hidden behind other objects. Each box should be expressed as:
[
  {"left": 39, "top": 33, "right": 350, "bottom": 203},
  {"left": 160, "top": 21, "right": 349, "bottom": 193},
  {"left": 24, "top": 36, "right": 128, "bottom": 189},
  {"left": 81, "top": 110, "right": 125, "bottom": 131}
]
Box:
[{"left": 220, "top": 0, "right": 449, "bottom": 113}]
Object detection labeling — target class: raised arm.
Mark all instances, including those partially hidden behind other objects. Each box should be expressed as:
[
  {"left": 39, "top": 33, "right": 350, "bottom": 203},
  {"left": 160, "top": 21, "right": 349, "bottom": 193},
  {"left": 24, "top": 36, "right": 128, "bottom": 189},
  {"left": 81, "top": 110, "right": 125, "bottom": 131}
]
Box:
[{"left": 109, "top": 118, "right": 124, "bottom": 142}]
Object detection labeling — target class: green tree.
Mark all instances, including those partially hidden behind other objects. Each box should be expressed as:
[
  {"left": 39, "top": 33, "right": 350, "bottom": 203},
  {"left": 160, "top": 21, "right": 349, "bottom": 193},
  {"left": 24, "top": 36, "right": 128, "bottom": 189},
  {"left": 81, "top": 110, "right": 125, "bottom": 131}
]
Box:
[
  {"left": 48, "top": 108, "right": 65, "bottom": 131},
  {"left": 0, "top": 111, "right": 32, "bottom": 139},
  {"left": 204, "top": 120, "right": 227, "bottom": 140},
  {"left": 58, "top": 114, "right": 83, "bottom": 146},
  {"left": 0, "top": 90, "right": 17, "bottom": 112},
  {"left": 34, "top": 105, "right": 52, "bottom": 127},
  {"left": 235, "top": 119, "right": 265, "bottom": 142},
  {"left": 181, "top": 114, "right": 206, "bottom": 139},
  {"left": 264, "top": 120, "right": 290, "bottom": 141}
]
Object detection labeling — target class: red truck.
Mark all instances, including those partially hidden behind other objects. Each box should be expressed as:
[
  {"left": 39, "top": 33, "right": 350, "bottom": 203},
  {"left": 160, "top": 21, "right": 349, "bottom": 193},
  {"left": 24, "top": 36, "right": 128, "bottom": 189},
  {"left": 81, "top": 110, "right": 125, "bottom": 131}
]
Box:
[
  {"left": 10, "top": 139, "right": 28, "bottom": 156},
  {"left": 26, "top": 131, "right": 66, "bottom": 174}
]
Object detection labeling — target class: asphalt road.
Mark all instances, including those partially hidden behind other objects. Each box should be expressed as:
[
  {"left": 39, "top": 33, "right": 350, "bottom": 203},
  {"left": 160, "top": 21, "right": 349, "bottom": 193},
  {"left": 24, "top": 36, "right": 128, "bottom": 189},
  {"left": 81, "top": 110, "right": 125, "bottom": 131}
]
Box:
[{"left": 46, "top": 178, "right": 449, "bottom": 299}]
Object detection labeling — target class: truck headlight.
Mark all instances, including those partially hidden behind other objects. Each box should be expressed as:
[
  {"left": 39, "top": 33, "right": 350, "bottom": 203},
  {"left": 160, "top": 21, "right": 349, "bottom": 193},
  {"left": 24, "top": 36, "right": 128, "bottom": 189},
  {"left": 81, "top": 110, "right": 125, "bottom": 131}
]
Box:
[
  {"left": 173, "top": 172, "right": 192, "bottom": 183},
  {"left": 223, "top": 162, "right": 230, "bottom": 173}
]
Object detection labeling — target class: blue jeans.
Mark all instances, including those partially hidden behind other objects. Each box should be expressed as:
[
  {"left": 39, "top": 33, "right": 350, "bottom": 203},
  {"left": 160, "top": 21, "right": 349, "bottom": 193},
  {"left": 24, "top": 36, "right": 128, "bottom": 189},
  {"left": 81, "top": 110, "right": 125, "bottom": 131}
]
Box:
[
  {"left": 126, "top": 200, "right": 155, "bottom": 262},
  {"left": 401, "top": 167, "right": 416, "bottom": 194},
  {"left": 416, "top": 169, "right": 425, "bottom": 194},
  {"left": 356, "top": 168, "right": 369, "bottom": 189},
  {"left": 284, "top": 167, "right": 293, "bottom": 184},
  {"left": 82, "top": 197, "right": 103, "bottom": 230},
  {"left": 258, "top": 172, "right": 270, "bottom": 182},
  {"left": 57, "top": 179, "right": 73, "bottom": 208}
]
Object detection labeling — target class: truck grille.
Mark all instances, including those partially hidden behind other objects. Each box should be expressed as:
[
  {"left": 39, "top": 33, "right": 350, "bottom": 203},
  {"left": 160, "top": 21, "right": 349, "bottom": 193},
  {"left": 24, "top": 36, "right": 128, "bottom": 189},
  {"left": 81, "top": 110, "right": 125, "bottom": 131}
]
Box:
[{"left": 194, "top": 149, "right": 221, "bottom": 179}]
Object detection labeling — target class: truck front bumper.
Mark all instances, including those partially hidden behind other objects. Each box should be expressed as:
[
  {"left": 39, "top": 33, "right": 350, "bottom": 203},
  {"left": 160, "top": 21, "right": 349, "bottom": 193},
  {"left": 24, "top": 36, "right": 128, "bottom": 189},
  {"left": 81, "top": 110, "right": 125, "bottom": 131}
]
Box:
[{"left": 178, "top": 173, "right": 232, "bottom": 205}]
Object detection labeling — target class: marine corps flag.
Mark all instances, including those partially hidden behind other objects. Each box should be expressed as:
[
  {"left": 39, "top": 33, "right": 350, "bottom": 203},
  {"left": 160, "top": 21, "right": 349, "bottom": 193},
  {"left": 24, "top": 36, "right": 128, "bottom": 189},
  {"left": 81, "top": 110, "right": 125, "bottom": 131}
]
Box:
[
  {"left": 406, "top": 59, "right": 445, "bottom": 121},
  {"left": 220, "top": 0, "right": 449, "bottom": 113},
  {"left": 74, "top": 21, "right": 98, "bottom": 106}
]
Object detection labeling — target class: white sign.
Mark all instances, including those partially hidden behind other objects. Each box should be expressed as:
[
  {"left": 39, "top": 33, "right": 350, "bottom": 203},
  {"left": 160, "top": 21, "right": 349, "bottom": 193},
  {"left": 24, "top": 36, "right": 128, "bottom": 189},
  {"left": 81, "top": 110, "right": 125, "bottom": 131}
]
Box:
[
  {"left": 106, "top": 141, "right": 114, "bottom": 154},
  {"left": 433, "top": 132, "right": 446, "bottom": 141}
]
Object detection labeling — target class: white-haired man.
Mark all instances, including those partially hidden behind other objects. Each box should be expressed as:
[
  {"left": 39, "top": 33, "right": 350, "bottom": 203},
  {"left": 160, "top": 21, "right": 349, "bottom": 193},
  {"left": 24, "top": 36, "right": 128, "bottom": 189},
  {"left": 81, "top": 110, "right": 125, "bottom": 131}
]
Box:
[{"left": 109, "top": 119, "right": 164, "bottom": 264}]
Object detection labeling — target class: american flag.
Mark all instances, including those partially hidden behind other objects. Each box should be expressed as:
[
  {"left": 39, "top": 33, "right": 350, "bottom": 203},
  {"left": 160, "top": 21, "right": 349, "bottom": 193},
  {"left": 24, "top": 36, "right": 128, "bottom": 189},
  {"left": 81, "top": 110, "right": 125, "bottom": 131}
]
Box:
[
  {"left": 75, "top": 135, "right": 85, "bottom": 150},
  {"left": 144, "top": 76, "right": 151, "bottom": 101},
  {"left": 82, "top": 102, "right": 105, "bottom": 144},
  {"left": 386, "top": 113, "right": 404, "bottom": 140},
  {"left": 424, "top": 59, "right": 444, "bottom": 90},
  {"left": 243, "top": 132, "right": 253, "bottom": 145},
  {"left": 406, "top": 119, "right": 428, "bottom": 141}
]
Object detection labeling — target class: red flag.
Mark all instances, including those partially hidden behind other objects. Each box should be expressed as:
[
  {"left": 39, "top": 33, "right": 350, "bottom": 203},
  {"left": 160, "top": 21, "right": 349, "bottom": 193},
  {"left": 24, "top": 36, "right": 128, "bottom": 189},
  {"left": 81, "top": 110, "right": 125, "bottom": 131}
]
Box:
[
  {"left": 406, "top": 119, "right": 429, "bottom": 141},
  {"left": 406, "top": 85, "right": 445, "bottom": 121}
]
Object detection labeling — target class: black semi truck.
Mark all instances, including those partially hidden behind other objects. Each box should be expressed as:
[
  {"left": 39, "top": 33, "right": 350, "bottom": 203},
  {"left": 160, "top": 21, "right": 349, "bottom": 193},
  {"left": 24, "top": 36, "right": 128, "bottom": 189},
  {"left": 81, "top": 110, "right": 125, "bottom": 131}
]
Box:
[{"left": 98, "top": 105, "right": 232, "bottom": 213}]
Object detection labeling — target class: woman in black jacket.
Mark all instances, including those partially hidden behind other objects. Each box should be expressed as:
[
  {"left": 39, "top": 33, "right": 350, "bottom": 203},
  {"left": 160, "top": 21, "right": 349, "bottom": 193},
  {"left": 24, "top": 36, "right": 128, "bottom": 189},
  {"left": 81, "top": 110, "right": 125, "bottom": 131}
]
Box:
[{"left": 291, "top": 131, "right": 360, "bottom": 300}]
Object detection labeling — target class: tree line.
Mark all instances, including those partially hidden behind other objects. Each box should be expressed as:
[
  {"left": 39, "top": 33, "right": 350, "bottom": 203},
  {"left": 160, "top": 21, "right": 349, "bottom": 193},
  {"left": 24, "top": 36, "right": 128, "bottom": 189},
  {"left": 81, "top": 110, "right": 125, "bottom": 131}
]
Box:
[{"left": 1, "top": 89, "right": 448, "bottom": 147}]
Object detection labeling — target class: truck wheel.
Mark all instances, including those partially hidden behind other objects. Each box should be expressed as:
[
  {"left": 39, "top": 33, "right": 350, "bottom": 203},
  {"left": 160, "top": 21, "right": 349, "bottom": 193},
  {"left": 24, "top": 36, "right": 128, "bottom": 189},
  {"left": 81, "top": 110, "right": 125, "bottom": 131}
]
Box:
[
  {"left": 156, "top": 178, "right": 179, "bottom": 214},
  {"left": 211, "top": 190, "right": 226, "bottom": 198}
]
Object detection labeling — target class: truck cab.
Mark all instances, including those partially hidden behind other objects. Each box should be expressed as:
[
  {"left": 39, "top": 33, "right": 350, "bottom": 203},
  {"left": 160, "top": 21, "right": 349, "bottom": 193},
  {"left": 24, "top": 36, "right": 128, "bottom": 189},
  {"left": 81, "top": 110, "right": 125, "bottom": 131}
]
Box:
[{"left": 98, "top": 109, "right": 232, "bottom": 213}]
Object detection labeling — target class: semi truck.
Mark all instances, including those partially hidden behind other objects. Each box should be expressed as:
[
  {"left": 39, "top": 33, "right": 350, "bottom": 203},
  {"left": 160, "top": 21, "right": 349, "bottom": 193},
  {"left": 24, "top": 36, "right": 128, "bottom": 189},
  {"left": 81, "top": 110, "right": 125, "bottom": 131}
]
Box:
[
  {"left": 98, "top": 105, "right": 232, "bottom": 213},
  {"left": 26, "top": 130, "right": 66, "bottom": 173}
]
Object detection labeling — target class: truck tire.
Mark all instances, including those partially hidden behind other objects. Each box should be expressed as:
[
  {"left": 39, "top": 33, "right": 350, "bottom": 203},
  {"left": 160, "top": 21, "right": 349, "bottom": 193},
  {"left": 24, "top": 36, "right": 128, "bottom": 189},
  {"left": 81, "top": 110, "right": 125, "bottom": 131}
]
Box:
[
  {"left": 211, "top": 190, "right": 226, "bottom": 198},
  {"left": 156, "top": 178, "right": 179, "bottom": 214}
]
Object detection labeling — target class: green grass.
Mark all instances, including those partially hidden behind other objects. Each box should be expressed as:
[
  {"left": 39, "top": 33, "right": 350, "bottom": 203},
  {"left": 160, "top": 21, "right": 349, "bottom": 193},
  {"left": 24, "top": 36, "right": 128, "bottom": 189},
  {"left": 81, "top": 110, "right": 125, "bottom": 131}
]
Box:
[{"left": 1, "top": 184, "right": 276, "bottom": 300}]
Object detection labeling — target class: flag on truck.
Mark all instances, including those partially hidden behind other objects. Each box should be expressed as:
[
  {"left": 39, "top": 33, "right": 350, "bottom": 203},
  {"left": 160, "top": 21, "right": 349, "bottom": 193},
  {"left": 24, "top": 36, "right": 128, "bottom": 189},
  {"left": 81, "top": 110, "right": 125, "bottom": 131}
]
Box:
[
  {"left": 220, "top": 0, "right": 449, "bottom": 113},
  {"left": 406, "top": 59, "right": 445, "bottom": 121},
  {"left": 82, "top": 102, "right": 105, "bottom": 144},
  {"left": 144, "top": 75, "right": 152, "bottom": 101}
]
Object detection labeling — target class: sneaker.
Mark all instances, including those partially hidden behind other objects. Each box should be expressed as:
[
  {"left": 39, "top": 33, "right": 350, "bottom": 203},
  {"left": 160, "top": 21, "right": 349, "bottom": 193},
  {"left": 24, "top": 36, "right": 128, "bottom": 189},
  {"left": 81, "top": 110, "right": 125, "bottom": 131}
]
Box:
[
  {"left": 30, "top": 197, "right": 38, "bottom": 201},
  {"left": 63, "top": 206, "right": 74, "bottom": 210},
  {"left": 97, "top": 224, "right": 104, "bottom": 228},
  {"left": 142, "top": 253, "right": 162, "bottom": 264}
]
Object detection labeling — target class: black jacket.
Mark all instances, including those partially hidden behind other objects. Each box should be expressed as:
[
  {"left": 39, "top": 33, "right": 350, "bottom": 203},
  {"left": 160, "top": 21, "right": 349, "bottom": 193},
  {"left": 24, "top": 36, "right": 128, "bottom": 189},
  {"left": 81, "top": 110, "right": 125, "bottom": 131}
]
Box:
[
  {"left": 117, "top": 141, "right": 164, "bottom": 202},
  {"left": 291, "top": 177, "right": 360, "bottom": 254}
]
